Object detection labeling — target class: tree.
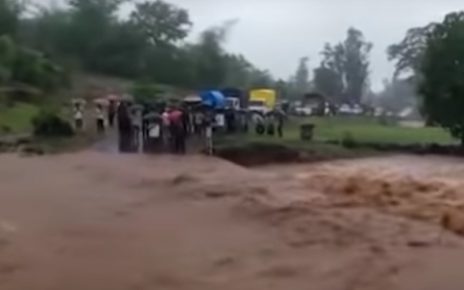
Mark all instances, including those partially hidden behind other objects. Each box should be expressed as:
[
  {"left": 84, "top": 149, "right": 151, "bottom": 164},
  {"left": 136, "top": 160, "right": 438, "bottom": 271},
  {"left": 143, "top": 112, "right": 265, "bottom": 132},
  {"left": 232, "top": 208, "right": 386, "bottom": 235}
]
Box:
[
  {"left": 313, "top": 65, "right": 343, "bottom": 98},
  {"left": 223, "top": 54, "right": 252, "bottom": 88},
  {"left": 249, "top": 69, "right": 273, "bottom": 88},
  {"left": 13, "top": 47, "right": 65, "bottom": 92},
  {"left": 2, "top": 0, "right": 274, "bottom": 93},
  {"left": 321, "top": 43, "right": 345, "bottom": 85},
  {"left": 419, "top": 11, "right": 464, "bottom": 144},
  {"left": 190, "top": 29, "right": 227, "bottom": 88},
  {"left": 19, "top": 6, "right": 71, "bottom": 58},
  {"left": 274, "top": 79, "right": 289, "bottom": 99},
  {"left": 376, "top": 78, "right": 417, "bottom": 112},
  {"left": 388, "top": 24, "right": 436, "bottom": 78},
  {"left": 130, "top": 0, "right": 191, "bottom": 47},
  {"left": 318, "top": 28, "right": 372, "bottom": 104},
  {"left": 131, "top": 81, "right": 164, "bottom": 103},
  {"left": 0, "top": 34, "right": 65, "bottom": 104},
  {"left": 66, "top": 0, "right": 124, "bottom": 69},
  {"left": 0, "top": 0, "right": 22, "bottom": 37},
  {"left": 0, "top": 35, "right": 16, "bottom": 83},
  {"left": 293, "top": 57, "right": 310, "bottom": 95},
  {"left": 343, "top": 28, "right": 372, "bottom": 104}
]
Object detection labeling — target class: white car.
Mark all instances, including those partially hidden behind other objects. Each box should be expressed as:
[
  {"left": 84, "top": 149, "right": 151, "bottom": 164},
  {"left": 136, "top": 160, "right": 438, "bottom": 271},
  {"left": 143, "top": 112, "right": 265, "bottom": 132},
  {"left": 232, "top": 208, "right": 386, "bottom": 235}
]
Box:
[
  {"left": 339, "top": 104, "right": 363, "bottom": 115},
  {"left": 295, "top": 107, "right": 312, "bottom": 116}
]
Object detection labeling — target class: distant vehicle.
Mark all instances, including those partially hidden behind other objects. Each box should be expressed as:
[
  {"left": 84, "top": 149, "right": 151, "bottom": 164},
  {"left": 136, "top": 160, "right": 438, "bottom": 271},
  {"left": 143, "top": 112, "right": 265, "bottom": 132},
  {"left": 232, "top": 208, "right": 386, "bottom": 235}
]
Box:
[
  {"left": 338, "top": 104, "right": 363, "bottom": 115},
  {"left": 295, "top": 106, "right": 312, "bottom": 116},
  {"left": 222, "top": 88, "right": 246, "bottom": 109},
  {"left": 225, "top": 97, "right": 240, "bottom": 110},
  {"left": 248, "top": 100, "right": 268, "bottom": 114},
  {"left": 248, "top": 89, "right": 276, "bottom": 114},
  {"left": 398, "top": 107, "right": 414, "bottom": 119}
]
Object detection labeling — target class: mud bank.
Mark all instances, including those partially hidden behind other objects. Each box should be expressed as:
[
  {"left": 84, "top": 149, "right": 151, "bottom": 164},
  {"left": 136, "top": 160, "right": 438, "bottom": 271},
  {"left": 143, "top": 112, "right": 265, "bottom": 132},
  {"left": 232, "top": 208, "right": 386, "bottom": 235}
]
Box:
[
  {"left": 330, "top": 140, "right": 464, "bottom": 156},
  {"left": 214, "top": 142, "right": 369, "bottom": 166},
  {"left": 217, "top": 140, "right": 464, "bottom": 167},
  {"left": 215, "top": 143, "right": 303, "bottom": 166}
]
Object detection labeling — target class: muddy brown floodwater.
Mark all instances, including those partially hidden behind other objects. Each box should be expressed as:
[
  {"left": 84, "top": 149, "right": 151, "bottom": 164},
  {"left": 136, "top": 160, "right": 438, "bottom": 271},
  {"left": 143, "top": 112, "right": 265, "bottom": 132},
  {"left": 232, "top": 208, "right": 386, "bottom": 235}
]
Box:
[{"left": 3, "top": 152, "right": 464, "bottom": 290}]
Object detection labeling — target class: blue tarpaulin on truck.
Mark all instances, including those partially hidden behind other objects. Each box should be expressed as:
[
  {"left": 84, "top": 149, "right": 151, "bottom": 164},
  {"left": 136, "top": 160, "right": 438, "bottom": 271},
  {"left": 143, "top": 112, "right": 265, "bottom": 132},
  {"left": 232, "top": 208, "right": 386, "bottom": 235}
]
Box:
[{"left": 200, "top": 90, "right": 226, "bottom": 109}]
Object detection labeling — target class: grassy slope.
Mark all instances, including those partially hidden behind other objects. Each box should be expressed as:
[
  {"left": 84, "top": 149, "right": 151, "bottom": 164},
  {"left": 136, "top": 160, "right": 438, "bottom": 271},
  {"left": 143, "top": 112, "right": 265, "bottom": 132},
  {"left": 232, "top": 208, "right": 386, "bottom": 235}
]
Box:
[
  {"left": 282, "top": 116, "right": 455, "bottom": 145},
  {"left": 216, "top": 116, "right": 455, "bottom": 161},
  {"left": 223, "top": 116, "right": 454, "bottom": 146},
  {"left": 0, "top": 103, "right": 39, "bottom": 134}
]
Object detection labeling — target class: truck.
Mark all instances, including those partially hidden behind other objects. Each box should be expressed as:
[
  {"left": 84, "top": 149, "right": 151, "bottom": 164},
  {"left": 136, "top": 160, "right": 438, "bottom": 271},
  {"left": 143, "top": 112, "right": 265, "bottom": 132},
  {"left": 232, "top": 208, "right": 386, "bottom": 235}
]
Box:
[
  {"left": 248, "top": 89, "right": 277, "bottom": 114},
  {"left": 221, "top": 88, "right": 246, "bottom": 110}
]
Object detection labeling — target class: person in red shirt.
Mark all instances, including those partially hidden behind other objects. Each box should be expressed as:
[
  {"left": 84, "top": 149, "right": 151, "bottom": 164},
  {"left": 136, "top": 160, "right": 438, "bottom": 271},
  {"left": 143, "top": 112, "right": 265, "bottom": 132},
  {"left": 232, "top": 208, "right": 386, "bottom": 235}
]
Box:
[{"left": 168, "top": 107, "right": 186, "bottom": 154}]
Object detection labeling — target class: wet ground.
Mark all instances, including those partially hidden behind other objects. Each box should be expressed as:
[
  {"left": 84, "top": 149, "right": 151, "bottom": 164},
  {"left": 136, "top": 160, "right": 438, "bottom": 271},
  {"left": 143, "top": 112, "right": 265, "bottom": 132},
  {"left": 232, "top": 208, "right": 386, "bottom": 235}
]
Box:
[{"left": 2, "top": 152, "right": 464, "bottom": 289}]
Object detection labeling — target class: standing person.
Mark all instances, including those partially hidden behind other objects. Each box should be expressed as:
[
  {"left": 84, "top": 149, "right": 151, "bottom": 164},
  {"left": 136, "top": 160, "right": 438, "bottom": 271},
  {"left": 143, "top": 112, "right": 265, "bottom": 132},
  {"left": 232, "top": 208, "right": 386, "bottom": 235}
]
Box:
[
  {"left": 225, "top": 109, "right": 235, "bottom": 134},
  {"left": 204, "top": 109, "right": 214, "bottom": 155},
  {"left": 162, "top": 108, "right": 171, "bottom": 151},
  {"left": 266, "top": 112, "right": 275, "bottom": 136},
  {"left": 240, "top": 110, "right": 249, "bottom": 133},
  {"left": 215, "top": 110, "right": 225, "bottom": 132},
  {"left": 142, "top": 109, "right": 163, "bottom": 153},
  {"left": 253, "top": 112, "right": 265, "bottom": 135},
  {"left": 117, "top": 101, "right": 132, "bottom": 153},
  {"left": 107, "top": 99, "right": 116, "bottom": 128},
  {"left": 168, "top": 106, "right": 186, "bottom": 154},
  {"left": 72, "top": 100, "right": 84, "bottom": 131},
  {"left": 193, "top": 109, "right": 204, "bottom": 135},
  {"left": 275, "top": 108, "right": 286, "bottom": 138},
  {"left": 130, "top": 104, "right": 143, "bottom": 152},
  {"left": 95, "top": 103, "right": 105, "bottom": 134},
  {"left": 180, "top": 107, "right": 190, "bottom": 137}
]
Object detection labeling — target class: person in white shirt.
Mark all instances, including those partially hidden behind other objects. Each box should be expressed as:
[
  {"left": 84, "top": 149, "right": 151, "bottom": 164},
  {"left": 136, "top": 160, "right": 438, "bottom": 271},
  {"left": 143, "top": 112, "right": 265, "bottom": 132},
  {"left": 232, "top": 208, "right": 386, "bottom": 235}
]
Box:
[
  {"left": 95, "top": 104, "right": 105, "bottom": 133},
  {"left": 73, "top": 102, "right": 84, "bottom": 130}
]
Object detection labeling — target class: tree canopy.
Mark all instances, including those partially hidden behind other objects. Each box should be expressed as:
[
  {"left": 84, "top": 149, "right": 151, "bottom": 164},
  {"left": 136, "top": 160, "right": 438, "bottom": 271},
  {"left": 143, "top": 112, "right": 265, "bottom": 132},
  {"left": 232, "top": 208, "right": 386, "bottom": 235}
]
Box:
[
  {"left": 0, "top": 0, "right": 22, "bottom": 37},
  {"left": 313, "top": 66, "right": 343, "bottom": 99},
  {"left": 0, "top": 0, "right": 381, "bottom": 105},
  {"left": 293, "top": 57, "right": 310, "bottom": 96},
  {"left": 419, "top": 11, "right": 464, "bottom": 143},
  {"left": 3, "top": 0, "right": 275, "bottom": 96},
  {"left": 312, "top": 28, "right": 372, "bottom": 104},
  {"left": 130, "top": 0, "right": 191, "bottom": 47},
  {"left": 0, "top": 0, "right": 66, "bottom": 103},
  {"left": 388, "top": 24, "right": 436, "bottom": 78}
]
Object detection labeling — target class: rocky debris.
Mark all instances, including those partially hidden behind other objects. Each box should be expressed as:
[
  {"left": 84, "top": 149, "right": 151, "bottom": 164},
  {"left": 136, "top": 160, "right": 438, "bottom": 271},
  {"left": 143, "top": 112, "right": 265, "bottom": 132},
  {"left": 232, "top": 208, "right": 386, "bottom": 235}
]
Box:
[
  {"left": 18, "top": 144, "right": 45, "bottom": 156},
  {"left": 0, "top": 134, "right": 33, "bottom": 153}
]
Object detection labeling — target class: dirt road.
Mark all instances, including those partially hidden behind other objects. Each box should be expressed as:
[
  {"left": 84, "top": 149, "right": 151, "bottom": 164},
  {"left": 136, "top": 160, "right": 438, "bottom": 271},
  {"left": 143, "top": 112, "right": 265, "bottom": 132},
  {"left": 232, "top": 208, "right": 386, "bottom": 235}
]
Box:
[{"left": 2, "top": 152, "right": 464, "bottom": 290}]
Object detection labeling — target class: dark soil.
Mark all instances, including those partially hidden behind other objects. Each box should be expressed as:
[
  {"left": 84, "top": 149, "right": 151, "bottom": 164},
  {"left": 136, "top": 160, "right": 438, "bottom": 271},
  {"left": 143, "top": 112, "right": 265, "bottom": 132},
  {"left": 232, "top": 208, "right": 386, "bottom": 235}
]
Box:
[
  {"left": 328, "top": 140, "right": 464, "bottom": 156},
  {"left": 215, "top": 143, "right": 303, "bottom": 166},
  {"left": 216, "top": 140, "right": 464, "bottom": 167}
]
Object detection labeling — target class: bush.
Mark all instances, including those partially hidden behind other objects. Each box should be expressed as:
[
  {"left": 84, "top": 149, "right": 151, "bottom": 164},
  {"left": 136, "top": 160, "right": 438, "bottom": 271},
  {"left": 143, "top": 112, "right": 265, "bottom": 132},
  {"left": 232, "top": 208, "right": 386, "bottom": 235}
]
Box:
[
  {"left": 341, "top": 132, "right": 356, "bottom": 148},
  {"left": 32, "top": 109, "right": 74, "bottom": 137},
  {"left": 131, "top": 82, "right": 164, "bottom": 104}
]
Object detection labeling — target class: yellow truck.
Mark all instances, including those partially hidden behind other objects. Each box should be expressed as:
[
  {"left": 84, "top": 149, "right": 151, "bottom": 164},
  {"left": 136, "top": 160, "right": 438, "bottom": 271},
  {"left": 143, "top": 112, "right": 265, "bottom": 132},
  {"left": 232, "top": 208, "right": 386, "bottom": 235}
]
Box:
[{"left": 248, "top": 89, "right": 277, "bottom": 114}]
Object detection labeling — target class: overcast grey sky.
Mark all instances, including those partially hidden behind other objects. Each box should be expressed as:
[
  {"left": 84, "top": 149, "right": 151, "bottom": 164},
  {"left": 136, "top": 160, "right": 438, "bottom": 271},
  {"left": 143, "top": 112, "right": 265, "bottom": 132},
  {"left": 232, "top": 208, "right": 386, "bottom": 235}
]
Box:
[{"left": 35, "top": 0, "right": 464, "bottom": 91}]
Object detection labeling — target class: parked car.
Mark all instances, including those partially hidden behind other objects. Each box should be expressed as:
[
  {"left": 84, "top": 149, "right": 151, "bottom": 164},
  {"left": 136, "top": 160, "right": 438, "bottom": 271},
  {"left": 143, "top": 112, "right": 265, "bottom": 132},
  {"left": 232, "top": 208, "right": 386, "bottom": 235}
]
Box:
[
  {"left": 338, "top": 104, "right": 363, "bottom": 115},
  {"left": 294, "top": 106, "right": 312, "bottom": 116}
]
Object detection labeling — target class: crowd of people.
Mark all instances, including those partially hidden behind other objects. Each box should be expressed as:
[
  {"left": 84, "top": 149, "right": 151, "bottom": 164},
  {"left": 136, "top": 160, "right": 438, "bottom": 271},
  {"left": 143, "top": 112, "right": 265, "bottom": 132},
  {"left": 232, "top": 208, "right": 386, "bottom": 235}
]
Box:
[
  {"left": 72, "top": 97, "right": 287, "bottom": 155},
  {"left": 72, "top": 97, "right": 216, "bottom": 154},
  {"left": 115, "top": 101, "right": 214, "bottom": 154}
]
